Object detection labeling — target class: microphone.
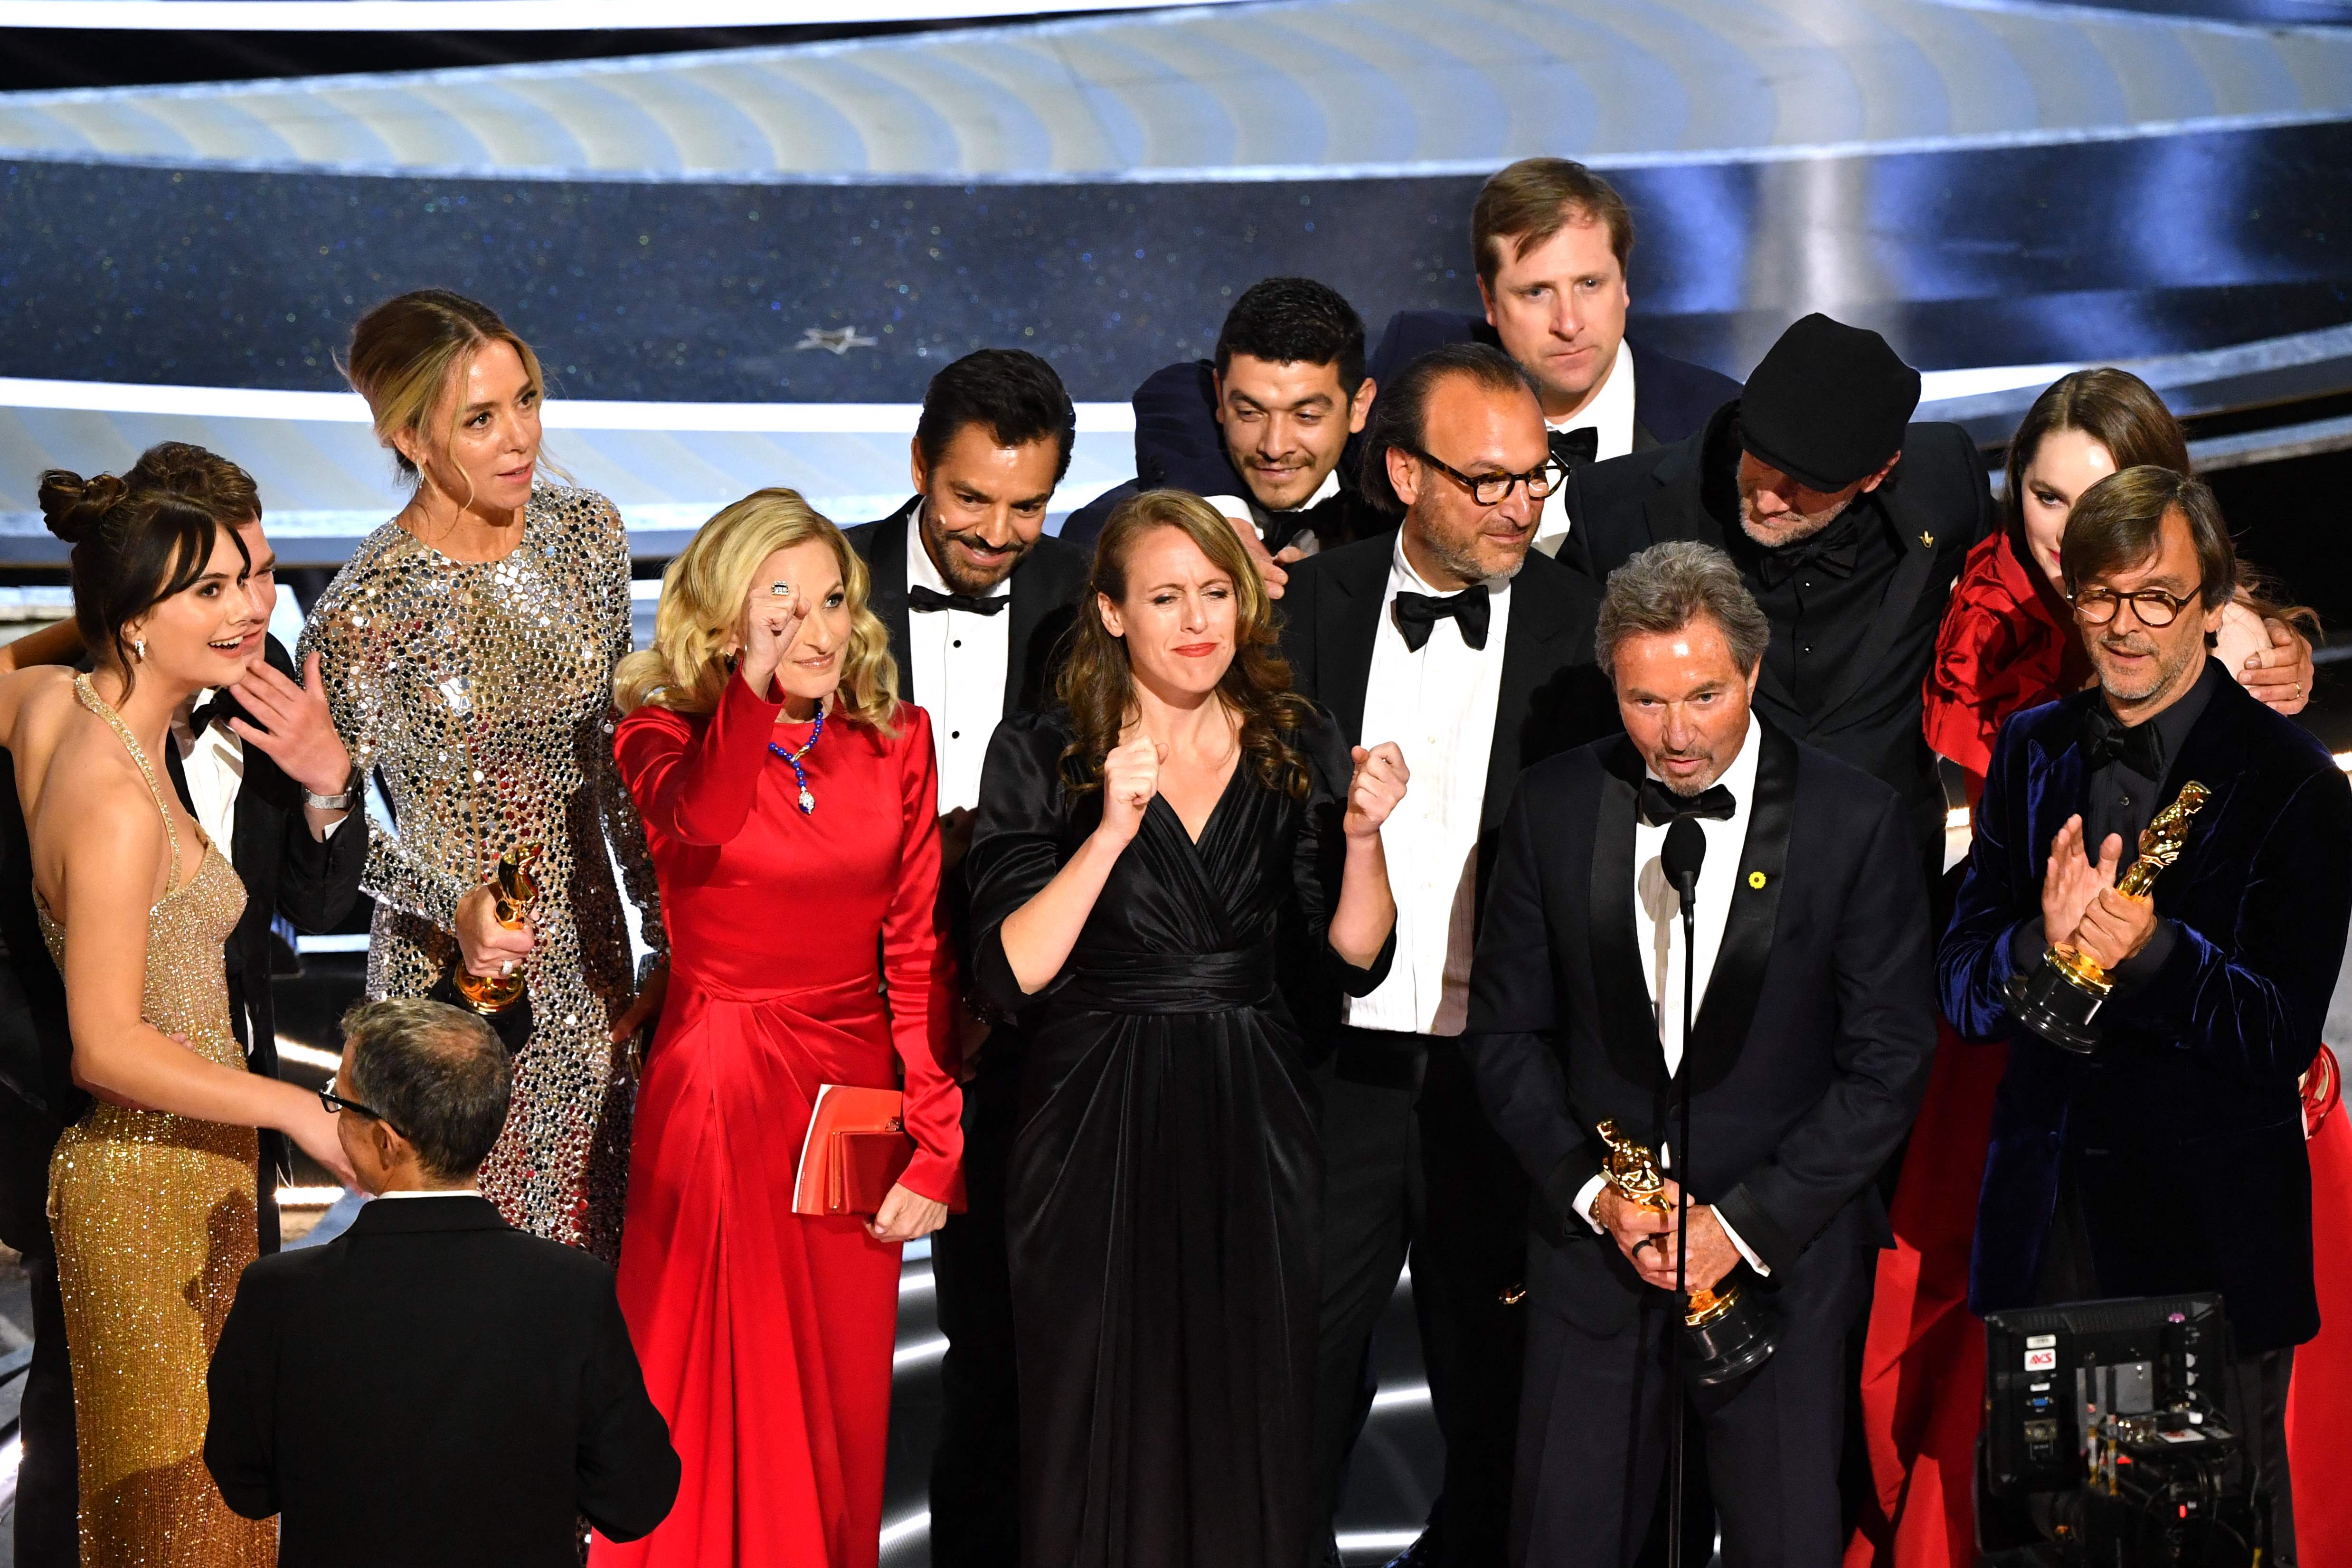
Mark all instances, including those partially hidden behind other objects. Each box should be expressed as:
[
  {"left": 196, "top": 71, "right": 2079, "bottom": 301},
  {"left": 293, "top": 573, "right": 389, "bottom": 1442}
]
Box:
[{"left": 1662, "top": 815, "right": 1707, "bottom": 910}]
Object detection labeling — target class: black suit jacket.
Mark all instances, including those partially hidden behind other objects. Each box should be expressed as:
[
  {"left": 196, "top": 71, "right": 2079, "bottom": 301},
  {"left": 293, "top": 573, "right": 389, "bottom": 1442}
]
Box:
[
  {"left": 845, "top": 498, "right": 1087, "bottom": 718},
  {"left": 205, "top": 1195, "right": 679, "bottom": 1566},
  {"left": 1461, "top": 725, "right": 1936, "bottom": 1332},
  {"left": 1060, "top": 360, "right": 1383, "bottom": 552},
  {"left": 1565, "top": 406, "right": 1991, "bottom": 860},
  {"left": 1277, "top": 532, "right": 1615, "bottom": 916},
  {"left": 0, "top": 635, "right": 366, "bottom": 1245},
  {"left": 1368, "top": 311, "right": 1742, "bottom": 448},
  {"left": 1941, "top": 674, "right": 2352, "bottom": 1352}
]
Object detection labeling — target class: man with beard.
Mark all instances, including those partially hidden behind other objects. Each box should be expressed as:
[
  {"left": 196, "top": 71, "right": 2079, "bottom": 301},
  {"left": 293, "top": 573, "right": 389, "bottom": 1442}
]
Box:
[
  {"left": 0, "top": 442, "right": 368, "bottom": 1568},
  {"left": 844, "top": 348, "right": 1087, "bottom": 1568},
  {"left": 1369, "top": 158, "right": 1741, "bottom": 557},
  {"left": 1565, "top": 314, "right": 1987, "bottom": 877},
  {"left": 1942, "top": 466, "right": 2352, "bottom": 1564},
  {"left": 1062, "top": 276, "right": 1381, "bottom": 584},
  {"left": 1276, "top": 342, "right": 1615, "bottom": 1567}
]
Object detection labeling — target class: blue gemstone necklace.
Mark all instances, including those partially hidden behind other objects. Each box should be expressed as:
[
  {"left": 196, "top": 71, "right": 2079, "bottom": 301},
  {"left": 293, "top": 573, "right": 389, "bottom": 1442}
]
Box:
[{"left": 767, "top": 707, "right": 824, "bottom": 814}]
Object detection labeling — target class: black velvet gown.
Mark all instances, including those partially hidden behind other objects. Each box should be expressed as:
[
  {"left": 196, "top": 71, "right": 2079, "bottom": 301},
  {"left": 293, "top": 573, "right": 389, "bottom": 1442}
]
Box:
[{"left": 968, "top": 708, "right": 1390, "bottom": 1568}]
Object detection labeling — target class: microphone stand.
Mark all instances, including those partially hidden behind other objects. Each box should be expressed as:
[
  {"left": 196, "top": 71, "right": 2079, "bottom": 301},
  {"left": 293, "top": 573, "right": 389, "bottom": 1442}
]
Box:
[{"left": 1667, "top": 876, "right": 1697, "bottom": 1568}]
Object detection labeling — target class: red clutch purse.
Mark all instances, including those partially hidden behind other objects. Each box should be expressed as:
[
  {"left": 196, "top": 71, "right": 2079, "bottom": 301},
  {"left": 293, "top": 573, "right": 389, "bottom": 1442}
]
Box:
[{"left": 792, "top": 1085, "right": 916, "bottom": 1218}]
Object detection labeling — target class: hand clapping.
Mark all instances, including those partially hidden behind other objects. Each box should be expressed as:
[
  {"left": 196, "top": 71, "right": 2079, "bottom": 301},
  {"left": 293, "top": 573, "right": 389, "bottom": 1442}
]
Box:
[
  {"left": 2039, "top": 815, "right": 2120, "bottom": 949},
  {"left": 734, "top": 578, "right": 810, "bottom": 694},
  {"left": 1344, "top": 743, "right": 1409, "bottom": 838},
  {"left": 1097, "top": 734, "right": 1163, "bottom": 845}
]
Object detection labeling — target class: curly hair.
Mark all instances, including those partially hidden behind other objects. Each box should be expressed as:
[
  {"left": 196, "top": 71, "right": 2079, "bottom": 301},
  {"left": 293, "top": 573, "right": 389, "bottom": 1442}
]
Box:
[
  {"left": 1057, "top": 489, "right": 1314, "bottom": 800},
  {"left": 613, "top": 488, "right": 899, "bottom": 733}
]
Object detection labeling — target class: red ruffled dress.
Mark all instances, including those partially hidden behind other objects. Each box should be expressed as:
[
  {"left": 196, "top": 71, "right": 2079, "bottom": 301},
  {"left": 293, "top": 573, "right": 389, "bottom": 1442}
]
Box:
[
  {"left": 1850, "top": 529, "right": 2352, "bottom": 1566},
  {"left": 592, "top": 676, "right": 963, "bottom": 1568}
]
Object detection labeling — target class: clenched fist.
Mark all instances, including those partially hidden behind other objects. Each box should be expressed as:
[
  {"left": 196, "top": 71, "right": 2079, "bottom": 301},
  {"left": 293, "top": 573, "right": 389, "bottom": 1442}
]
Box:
[
  {"left": 1097, "top": 734, "right": 1164, "bottom": 846},
  {"left": 1344, "top": 742, "right": 1410, "bottom": 838},
  {"left": 732, "top": 579, "right": 810, "bottom": 696}
]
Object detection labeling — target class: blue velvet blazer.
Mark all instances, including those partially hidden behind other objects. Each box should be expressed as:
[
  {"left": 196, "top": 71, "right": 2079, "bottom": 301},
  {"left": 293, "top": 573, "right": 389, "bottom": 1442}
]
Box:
[{"left": 1941, "top": 670, "right": 2352, "bottom": 1352}]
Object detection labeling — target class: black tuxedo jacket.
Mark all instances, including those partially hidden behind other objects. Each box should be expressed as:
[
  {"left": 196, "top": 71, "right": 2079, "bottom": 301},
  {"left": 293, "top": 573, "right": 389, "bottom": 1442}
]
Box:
[
  {"left": 1060, "top": 359, "right": 1383, "bottom": 552},
  {"left": 1564, "top": 407, "right": 1990, "bottom": 860},
  {"left": 205, "top": 1195, "right": 679, "bottom": 1566},
  {"left": 1368, "top": 311, "right": 1742, "bottom": 448},
  {"left": 845, "top": 498, "right": 1088, "bottom": 718},
  {"left": 1275, "top": 531, "right": 1615, "bottom": 907},
  {"left": 0, "top": 635, "right": 366, "bottom": 1239},
  {"left": 1461, "top": 724, "right": 1936, "bottom": 1332},
  {"left": 1941, "top": 674, "right": 2352, "bottom": 1352}
]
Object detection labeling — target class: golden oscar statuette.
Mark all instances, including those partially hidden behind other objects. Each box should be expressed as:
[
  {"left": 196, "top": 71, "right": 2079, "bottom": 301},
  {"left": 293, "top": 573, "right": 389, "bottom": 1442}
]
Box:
[
  {"left": 1596, "top": 1119, "right": 1775, "bottom": 1385},
  {"left": 2004, "top": 782, "right": 2210, "bottom": 1053},
  {"left": 453, "top": 841, "right": 544, "bottom": 1015}
]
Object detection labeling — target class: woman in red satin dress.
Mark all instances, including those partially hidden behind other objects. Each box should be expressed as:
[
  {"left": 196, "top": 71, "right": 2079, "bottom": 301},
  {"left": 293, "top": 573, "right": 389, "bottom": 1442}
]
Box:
[
  {"left": 1849, "top": 370, "right": 2324, "bottom": 1567},
  {"left": 593, "top": 488, "right": 963, "bottom": 1568}
]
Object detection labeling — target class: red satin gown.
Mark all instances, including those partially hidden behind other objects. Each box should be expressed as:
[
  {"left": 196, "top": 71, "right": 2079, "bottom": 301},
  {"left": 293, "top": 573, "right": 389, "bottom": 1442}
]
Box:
[{"left": 593, "top": 674, "right": 963, "bottom": 1568}]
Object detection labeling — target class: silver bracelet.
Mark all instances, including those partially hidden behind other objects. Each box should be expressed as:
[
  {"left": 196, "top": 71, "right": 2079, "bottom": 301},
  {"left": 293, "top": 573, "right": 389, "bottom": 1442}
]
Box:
[{"left": 302, "top": 779, "right": 359, "bottom": 811}]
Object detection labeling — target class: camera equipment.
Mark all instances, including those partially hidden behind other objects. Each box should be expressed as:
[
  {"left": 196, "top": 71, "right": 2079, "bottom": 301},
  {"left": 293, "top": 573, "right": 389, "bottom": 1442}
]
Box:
[{"left": 1977, "top": 1293, "right": 2266, "bottom": 1567}]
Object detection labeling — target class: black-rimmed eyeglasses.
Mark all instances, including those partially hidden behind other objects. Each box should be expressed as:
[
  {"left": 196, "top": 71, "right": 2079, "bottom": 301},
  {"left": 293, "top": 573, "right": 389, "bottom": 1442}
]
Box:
[
  {"left": 320, "top": 1072, "right": 401, "bottom": 1138},
  {"left": 1406, "top": 447, "right": 1561, "bottom": 507},
  {"left": 2071, "top": 586, "right": 2195, "bottom": 628}
]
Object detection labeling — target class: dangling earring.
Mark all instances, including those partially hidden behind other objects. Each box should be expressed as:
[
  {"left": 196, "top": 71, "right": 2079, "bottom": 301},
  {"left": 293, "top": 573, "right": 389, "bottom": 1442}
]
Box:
[{"left": 132, "top": 638, "right": 147, "bottom": 662}]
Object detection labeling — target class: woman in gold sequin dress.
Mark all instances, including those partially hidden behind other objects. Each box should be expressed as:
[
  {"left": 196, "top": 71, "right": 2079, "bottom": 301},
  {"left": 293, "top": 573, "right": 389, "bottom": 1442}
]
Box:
[
  {"left": 303, "top": 291, "right": 664, "bottom": 1259},
  {"left": 4, "top": 469, "right": 357, "bottom": 1567}
]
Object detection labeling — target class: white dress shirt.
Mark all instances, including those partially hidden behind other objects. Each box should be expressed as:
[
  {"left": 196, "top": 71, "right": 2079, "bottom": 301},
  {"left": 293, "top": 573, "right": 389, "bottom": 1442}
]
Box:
[
  {"left": 1342, "top": 537, "right": 1511, "bottom": 1036},
  {"left": 374, "top": 1187, "right": 484, "bottom": 1200},
  {"left": 1534, "top": 337, "right": 1638, "bottom": 558},
  {"left": 904, "top": 506, "right": 1011, "bottom": 815},
  {"left": 1204, "top": 467, "right": 1339, "bottom": 558},
  {"left": 171, "top": 695, "right": 246, "bottom": 856},
  {"left": 1572, "top": 713, "right": 1770, "bottom": 1274}
]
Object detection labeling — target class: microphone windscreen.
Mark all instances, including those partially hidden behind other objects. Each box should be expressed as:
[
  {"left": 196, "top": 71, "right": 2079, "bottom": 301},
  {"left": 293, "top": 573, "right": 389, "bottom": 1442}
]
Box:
[{"left": 1662, "top": 815, "right": 1707, "bottom": 890}]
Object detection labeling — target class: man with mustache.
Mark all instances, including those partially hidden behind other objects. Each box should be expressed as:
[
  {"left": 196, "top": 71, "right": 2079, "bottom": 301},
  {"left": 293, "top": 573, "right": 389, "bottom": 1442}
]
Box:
[
  {"left": 1367, "top": 158, "right": 1741, "bottom": 558},
  {"left": 844, "top": 347, "right": 1086, "bottom": 1568},
  {"left": 1276, "top": 342, "right": 1615, "bottom": 1567},
  {"left": 1942, "top": 465, "right": 2352, "bottom": 1565},
  {"left": 1063, "top": 276, "right": 1382, "bottom": 588},
  {"left": 0, "top": 441, "right": 368, "bottom": 1568}
]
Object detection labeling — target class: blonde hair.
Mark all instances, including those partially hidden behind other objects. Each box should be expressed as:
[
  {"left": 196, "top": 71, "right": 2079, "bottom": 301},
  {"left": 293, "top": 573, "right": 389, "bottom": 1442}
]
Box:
[
  {"left": 344, "top": 289, "right": 558, "bottom": 489},
  {"left": 614, "top": 488, "right": 900, "bottom": 732}
]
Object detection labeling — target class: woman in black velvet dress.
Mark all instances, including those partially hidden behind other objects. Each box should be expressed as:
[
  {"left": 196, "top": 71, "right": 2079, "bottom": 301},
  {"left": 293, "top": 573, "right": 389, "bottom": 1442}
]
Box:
[{"left": 967, "top": 490, "right": 1407, "bottom": 1568}]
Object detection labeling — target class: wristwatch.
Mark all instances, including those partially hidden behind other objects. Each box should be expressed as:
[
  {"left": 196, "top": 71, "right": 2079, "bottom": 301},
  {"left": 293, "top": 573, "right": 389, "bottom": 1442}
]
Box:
[{"left": 302, "top": 773, "right": 360, "bottom": 812}]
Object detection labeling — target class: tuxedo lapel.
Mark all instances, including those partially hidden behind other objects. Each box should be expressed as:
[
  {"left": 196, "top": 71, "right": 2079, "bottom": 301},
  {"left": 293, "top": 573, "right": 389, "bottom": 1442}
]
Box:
[
  {"left": 866, "top": 498, "right": 918, "bottom": 703},
  {"left": 1483, "top": 570, "right": 1575, "bottom": 831},
  {"left": 1682, "top": 723, "right": 1796, "bottom": 1096},
  {"left": 1590, "top": 737, "right": 1670, "bottom": 1098},
  {"left": 1003, "top": 553, "right": 1049, "bottom": 721},
  {"left": 1318, "top": 538, "right": 1391, "bottom": 746}
]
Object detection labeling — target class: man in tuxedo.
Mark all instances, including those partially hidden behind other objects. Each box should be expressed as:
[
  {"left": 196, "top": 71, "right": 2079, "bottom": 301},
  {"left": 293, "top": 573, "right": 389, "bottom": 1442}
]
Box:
[
  {"left": 1564, "top": 313, "right": 1988, "bottom": 873},
  {"left": 1942, "top": 467, "right": 2352, "bottom": 1563},
  {"left": 0, "top": 442, "right": 367, "bottom": 1568},
  {"left": 207, "top": 998, "right": 678, "bottom": 1566},
  {"left": 1461, "top": 540, "right": 1935, "bottom": 1567},
  {"left": 843, "top": 347, "right": 1086, "bottom": 1568},
  {"left": 1277, "top": 340, "right": 1614, "bottom": 1567},
  {"left": 1368, "top": 157, "right": 1741, "bottom": 557},
  {"left": 1062, "top": 276, "right": 1381, "bottom": 575}
]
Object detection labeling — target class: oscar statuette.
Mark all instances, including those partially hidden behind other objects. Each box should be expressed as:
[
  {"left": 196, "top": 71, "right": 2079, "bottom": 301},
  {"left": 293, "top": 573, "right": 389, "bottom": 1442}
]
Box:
[
  {"left": 1597, "top": 1119, "right": 1775, "bottom": 1386},
  {"left": 440, "top": 841, "right": 541, "bottom": 1052},
  {"left": 2005, "top": 781, "right": 2209, "bottom": 1053}
]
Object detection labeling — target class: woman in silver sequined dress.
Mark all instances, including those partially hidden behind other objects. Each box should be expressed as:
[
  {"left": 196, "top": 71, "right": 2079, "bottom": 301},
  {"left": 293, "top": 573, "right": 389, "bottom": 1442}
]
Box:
[{"left": 303, "top": 291, "right": 664, "bottom": 1259}]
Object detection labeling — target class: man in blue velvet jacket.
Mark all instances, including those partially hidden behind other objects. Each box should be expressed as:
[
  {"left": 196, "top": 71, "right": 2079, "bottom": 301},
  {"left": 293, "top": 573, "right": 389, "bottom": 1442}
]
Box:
[{"left": 1941, "top": 464, "right": 2352, "bottom": 1564}]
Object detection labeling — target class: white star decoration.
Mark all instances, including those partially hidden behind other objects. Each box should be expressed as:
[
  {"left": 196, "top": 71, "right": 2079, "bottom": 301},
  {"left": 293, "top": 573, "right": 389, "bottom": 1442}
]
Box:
[{"left": 794, "top": 325, "right": 879, "bottom": 356}]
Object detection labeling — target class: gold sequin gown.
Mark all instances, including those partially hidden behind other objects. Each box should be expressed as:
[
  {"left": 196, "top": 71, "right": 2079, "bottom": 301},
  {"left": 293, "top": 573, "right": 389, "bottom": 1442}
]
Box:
[
  {"left": 43, "top": 675, "right": 274, "bottom": 1568},
  {"left": 302, "top": 485, "right": 662, "bottom": 1259}
]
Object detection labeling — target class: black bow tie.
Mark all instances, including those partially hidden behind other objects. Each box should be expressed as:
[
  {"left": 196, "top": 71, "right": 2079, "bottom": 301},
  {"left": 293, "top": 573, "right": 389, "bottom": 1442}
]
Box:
[
  {"left": 1549, "top": 425, "right": 1600, "bottom": 473},
  {"left": 909, "top": 584, "right": 1009, "bottom": 617},
  {"left": 2081, "top": 703, "right": 2164, "bottom": 778},
  {"left": 187, "top": 690, "right": 240, "bottom": 737},
  {"left": 1636, "top": 778, "right": 1737, "bottom": 828},
  {"left": 1753, "top": 518, "right": 1862, "bottom": 587},
  {"left": 1392, "top": 586, "right": 1491, "bottom": 652}
]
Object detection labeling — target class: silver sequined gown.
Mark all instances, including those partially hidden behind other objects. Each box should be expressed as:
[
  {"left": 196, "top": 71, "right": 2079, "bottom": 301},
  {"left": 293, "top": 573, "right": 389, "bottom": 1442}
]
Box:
[{"left": 302, "top": 484, "right": 662, "bottom": 1259}]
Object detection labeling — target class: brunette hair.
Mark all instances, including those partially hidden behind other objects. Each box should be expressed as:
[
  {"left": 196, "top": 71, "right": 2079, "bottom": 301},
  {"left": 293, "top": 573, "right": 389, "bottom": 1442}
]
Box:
[
  {"left": 37, "top": 466, "right": 249, "bottom": 698},
  {"left": 2060, "top": 466, "right": 2235, "bottom": 611},
  {"left": 614, "top": 487, "right": 899, "bottom": 732},
  {"left": 344, "top": 289, "right": 549, "bottom": 483},
  {"left": 125, "top": 441, "right": 263, "bottom": 529},
  {"left": 914, "top": 349, "right": 1077, "bottom": 483},
  {"left": 1472, "top": 158, "right": 1635, "bottom": 291},
  {"left": 1214, "top": 277, "right": 1367, "bottom": 393},
  {"left": 1056, "top": 490, "right": 1314, "bottom": 800},
  {"left": 1359, "top": 342, "right": 1540, "bottom": 516}
]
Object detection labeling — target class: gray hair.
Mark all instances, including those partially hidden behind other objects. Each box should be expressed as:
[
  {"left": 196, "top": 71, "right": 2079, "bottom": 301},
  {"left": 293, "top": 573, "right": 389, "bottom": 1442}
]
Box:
[
  {"left": 1595, "top": 541, "right": 1772, "bottom": 680},
  {"left": 339, "top": 998, "right": 512, "bottom": 1181}
]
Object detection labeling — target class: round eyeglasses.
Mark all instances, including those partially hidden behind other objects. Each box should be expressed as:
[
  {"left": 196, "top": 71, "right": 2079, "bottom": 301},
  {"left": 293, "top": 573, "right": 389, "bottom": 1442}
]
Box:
[
  {"left": 2072, "top": 586, "right": 2193, "bottom": 628},
  {"left": 1407, "top": 447, "right": 1562, "bottom": 507}
]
